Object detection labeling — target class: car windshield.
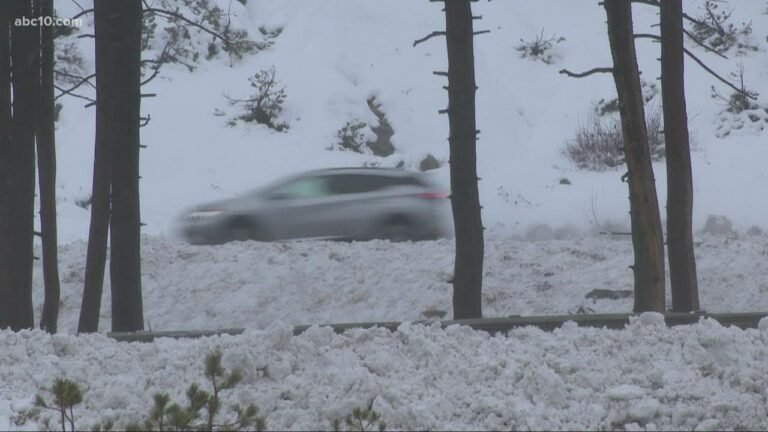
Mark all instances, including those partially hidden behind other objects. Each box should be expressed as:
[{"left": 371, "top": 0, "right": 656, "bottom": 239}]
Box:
[{"left": 267, "top": 176, "right": 331, "bottom": 199}]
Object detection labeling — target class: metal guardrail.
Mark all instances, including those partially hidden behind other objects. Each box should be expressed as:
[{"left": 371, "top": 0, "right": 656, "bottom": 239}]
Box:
[{"left": 107, "top": 311, "right": 768, "bottom": 343}]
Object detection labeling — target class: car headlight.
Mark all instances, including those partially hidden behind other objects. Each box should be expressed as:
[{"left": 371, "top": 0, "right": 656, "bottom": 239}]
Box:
[{"left": 186, "top": 210, "right": 224, "bottom": 220}]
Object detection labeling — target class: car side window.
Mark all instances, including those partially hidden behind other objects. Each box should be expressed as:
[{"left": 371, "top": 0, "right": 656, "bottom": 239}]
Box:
[
  {"left": 328, "top": 174, "right": 409, "bottom": 195},
  {"left": 269, "top": 176, "right": 330, "bottom": 199}
]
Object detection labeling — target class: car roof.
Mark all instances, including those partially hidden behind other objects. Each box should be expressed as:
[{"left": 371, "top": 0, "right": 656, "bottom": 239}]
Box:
[{"left": 310, "top": 167, "right": 421, "bottom": 177}]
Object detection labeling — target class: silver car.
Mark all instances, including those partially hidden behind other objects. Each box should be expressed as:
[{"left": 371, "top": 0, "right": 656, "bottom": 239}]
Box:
[{"left": 175, "top": 167, "right": 452, "bottom": 244}]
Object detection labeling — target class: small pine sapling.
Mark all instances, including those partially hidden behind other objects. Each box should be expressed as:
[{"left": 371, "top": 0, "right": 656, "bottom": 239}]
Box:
[
  {"left": 710, "top": 64, "right": 760, "bottom": 114},
  {"left": 332, "top": 406, "right": 386, "bottom": 432},
  {"left": 515, "top": 28, "right": 565, "bottom": 64},
  {"left": 226, "top": 67, "right": 289, "bottom": 131},
  {"left": 332, "top": 121, "right": 369, "bottom": 153},
  {"left": 140, "top": 349, "right": 265, "bottom": 431},
  {"left": 22, "top": 377, "right": 84, "bottom": 432}
]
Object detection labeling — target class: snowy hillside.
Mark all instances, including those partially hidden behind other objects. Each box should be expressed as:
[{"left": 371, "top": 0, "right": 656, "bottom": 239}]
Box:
[{"left": 51, "top": 0, "right": 768, "bottom": 243}]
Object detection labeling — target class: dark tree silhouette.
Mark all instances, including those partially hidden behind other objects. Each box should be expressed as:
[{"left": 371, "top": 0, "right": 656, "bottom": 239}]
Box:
[
  {"left": 37, "top": 0, "right": 61, "bottom": 333},
  {"left": 79, "top": 0, "right": 114, "bottom": 333},
  {"left": 444, "top": 0, "right": 484, "bottom": 319},
  {"left": 109, "top": 0, "right": 144, "bottom": 332},
  {"left": 660, "top": 0, "right": 699, "bottom": 312},
  {"left": 80, "top": 0, "right": 146, "bottom": 332},
  {"left": 1, "top": 0, "right": 38, "bottom": 330},
  {"left": 604, "top": 0, "right": 665, "bottom": 312},
  {"left": 0, "top": 1, "right": 13, "bottom": 329}
]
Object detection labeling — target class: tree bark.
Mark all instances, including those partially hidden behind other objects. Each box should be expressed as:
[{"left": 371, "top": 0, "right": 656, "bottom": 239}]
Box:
[
  {"left": 79, "top": 0, "right": 113, "bottom": 333},
  {"left": 604, "top": 0, "right": 666, "bottom": 312},
  {"left": 109, "top": 0, "right": 144, "bottom": 332},
  {"left": 37, "top": 0, "right": 60, "bottom": 333},
  {"left": 3, "top": 0, "right": 38, "bottom": 330},
  {"left": 444, "top": 0, "right": 483, "bottom": 319},
  {"left": 660, "top": 0, "right": 699, "bottom": 312},
  {"left": 0, "top": 1, "right": 13, "bottom": 329}
]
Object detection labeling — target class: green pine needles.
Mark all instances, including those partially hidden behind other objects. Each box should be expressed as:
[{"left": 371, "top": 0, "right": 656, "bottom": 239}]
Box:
[
  {"left": 12, "top": 350, "right": 265, "bottom": 432},
  {"left": 332, "top": 406, "right": 387, "bottom": 432},
  {"left": 130, "top": 349, "right": 265, "bottom": 432},
  {"left": 13, "top": 350, "right": 394, "bottom": 431},
  {"left": 11, "top": 377, "right": 84, "bottom": 432}
]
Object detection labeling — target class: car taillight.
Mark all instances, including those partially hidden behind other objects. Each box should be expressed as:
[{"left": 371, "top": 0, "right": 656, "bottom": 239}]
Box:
[{"left": 417, "top": 192, "right": 448, "bottom": 199}]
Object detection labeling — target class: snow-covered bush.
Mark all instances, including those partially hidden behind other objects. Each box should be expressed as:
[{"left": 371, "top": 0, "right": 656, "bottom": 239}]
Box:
[
  {"left": 563, "top": 105, "right": 664, "bottom": 171},
  {"left": 711, "top": 65, "right": 768, "bottom": 137},
  {"left": 419, "top": 154, "right": 441, "bottom": 171},
  {"left": 329, "top": 97, "right": 397, "bottom": 156},
  {"left": 54, "top": 40, "right": 88, "bottom": 86},
  {"left": 143, "top": 0, "right": 263, "bottom": 71},
  {"left": 365, "top": 97, "right": 396, "bottom": 157},
  {"left": 515, "top": 29, "right": 565, "bottom": 65},
  {"left": 688, "top": 0, "right": 758, "bottom": 55},
  {"left": 700, "top": 215, "right": 736, "bottom": 237},
  {"left": 227, "top": 67, "right": 289, "bottom": 131},
  {"left": 332, "top": 121, "right": 369, "bottom": 153},
  {"left": 524, "top": 224, "right": 556, "bottom": 242}
]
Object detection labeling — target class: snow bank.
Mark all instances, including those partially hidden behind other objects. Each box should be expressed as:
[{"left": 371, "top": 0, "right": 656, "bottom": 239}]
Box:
[
  {"left": 3, "top": 318, "right": 768, "bottom": 431},
  {"left": 32, "top": 233, "right": 768, "bottom": 334}
]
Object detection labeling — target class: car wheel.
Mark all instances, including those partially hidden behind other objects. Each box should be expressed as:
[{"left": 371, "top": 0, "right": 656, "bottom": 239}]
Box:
[
  {"left": 379, "top": 219, "right": 414, "bottom": 243},
  {"left": 226, "top": 218, "right": 266, "bottom": 242}
]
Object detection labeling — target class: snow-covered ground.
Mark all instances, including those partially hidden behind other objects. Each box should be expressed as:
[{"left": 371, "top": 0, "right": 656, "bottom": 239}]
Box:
[
  {"left": 1, "top": 232, "right": 765, "bottom": 430},
  {"left": 4, "top": 0, "right": 768, "bottom": 429},
  {"left": 3, "top": 312, "right": 768, "bottom": 431},
  {"left": 27, "top": 233, "right": 768, "bottom": 334}
]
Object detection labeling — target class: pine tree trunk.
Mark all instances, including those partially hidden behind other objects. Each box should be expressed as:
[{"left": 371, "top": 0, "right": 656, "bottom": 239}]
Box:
[
  {"left": 0, "top": 1, "right": 13, "bottom": 329},
  {"left": 37, "top": 0, "right": 60, "bottom": 333},
  {"left": 109, "top": 0, "right": 144, "bottom": 332},
  {"left": 5, "top": 0, "right": 38, "bottom": 330},
  {"left": 79, "top": 0, "right": 113, "bottom": 333},
  {"left": 604, "top": 0, "right": 666, "bottom": 312},
  {"left": 661, "top": 0, "right": 699, "bottom": 312},
  {"left": 444, "top": 0, "right": 484, "bottom": 319}
]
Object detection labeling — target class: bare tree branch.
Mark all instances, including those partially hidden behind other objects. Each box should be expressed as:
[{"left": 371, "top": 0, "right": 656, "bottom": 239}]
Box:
[
  {"left": 54, "top": 84, "right": 96, "bottom": 103},
  {"left": 473, "top": 30, "right": 491, "bottom": 36},
  {"left": 683, "top": 46, "right": 755, "bottom": 99},
  {"left": 53, "top": 73, "right": 97, "bottom": 101},
  {"left": 631, "top": 0, "right": 709, "bottom": 28},
  {"left": 55, "top": 70, "right": 97, "bottom": 89},
  {"left": 70, "top": 0, "right": 87, "bottom": 13},
  {"left": 140, "top": 38, "right": 174, "bottom": 87},
  {"left": 703, "top": 1, "right": 728, "bottom": 38},
  {"left": 634, "top": 33, "right": 756, "bottom": 99},
  {"left": 682, "top": 28, "right": 728, "bottom": 59},
  {"left": 413, "top": 31, "right": 446, "bottom": 47},
  {"left": 140, "top": 67, "right": 162, "bottom": 87},
  {"left": 69, "top": 8, "right": 93, "bottom": 22},
  {"left": 144, "top": 8, "right": 231, "bottom": 44},
  {"left": 632, "top": 0, "right": 728, "bottom": 58},
  {"left": 559, "top": 67, "right": 613, "bottom": 78}
]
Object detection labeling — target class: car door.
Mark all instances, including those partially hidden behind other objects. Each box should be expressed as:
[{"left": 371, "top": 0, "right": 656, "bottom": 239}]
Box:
[
  {"left": 260, "top": 174, "right": 341, "bottom": 240},
  {"left": 321, "top": 174, "right": 392, "bottom": 238}
]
